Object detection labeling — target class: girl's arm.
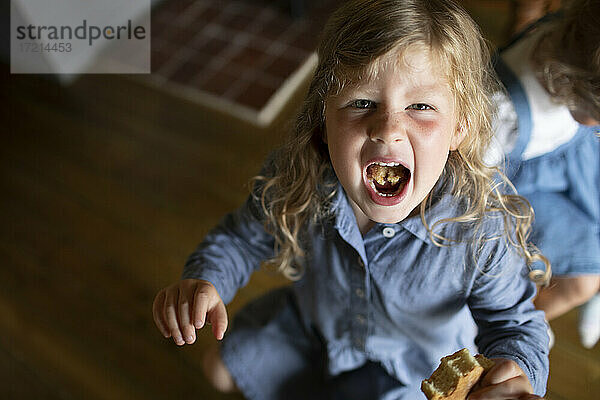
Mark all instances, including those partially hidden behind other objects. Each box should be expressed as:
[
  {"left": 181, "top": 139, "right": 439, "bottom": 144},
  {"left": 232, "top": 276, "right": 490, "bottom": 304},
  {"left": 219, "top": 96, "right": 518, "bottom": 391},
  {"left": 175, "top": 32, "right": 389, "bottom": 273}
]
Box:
[
  {"left": 467, "top": 240, "right": 550, "bottom": 396},
  {"left": 182, "top": 193, "right": 276, "bottom": 304},
  {"left": 153, "top": 192, "right": 275, "bottom": 344}
]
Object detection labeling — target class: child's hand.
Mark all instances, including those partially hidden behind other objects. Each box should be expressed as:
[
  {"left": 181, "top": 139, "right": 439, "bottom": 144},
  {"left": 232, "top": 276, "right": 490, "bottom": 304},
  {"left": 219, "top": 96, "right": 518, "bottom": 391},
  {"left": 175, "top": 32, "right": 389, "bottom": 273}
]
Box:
[
  {"left": 467, "top": 358, "right": 535, "bottom": 400},
  {"left": 152, "top": 279, "right": 228, "bottom": 345}
]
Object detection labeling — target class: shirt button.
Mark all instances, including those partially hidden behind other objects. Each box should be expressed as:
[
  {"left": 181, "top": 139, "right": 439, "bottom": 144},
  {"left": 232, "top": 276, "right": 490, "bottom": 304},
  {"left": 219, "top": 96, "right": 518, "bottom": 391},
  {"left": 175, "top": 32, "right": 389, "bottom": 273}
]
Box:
[
  {"left": 355, "top": 288, "right": 365, "bottom": 298},
  {"left": 353, "top": 337, "right": 364, "bottom": 348},
  {"left": 355, "top": 314, "right": 366, "bottom": 325},
  {"left": 382, "top": 227, "right": 395, "bottom": 238}
]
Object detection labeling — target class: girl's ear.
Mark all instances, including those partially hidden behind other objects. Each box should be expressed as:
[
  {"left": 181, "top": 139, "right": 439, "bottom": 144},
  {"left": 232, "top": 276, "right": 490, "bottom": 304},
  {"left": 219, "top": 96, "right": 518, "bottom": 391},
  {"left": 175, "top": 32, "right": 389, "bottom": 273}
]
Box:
[{"left": 450, "top": 121, "right": 467, "bottom": 151}]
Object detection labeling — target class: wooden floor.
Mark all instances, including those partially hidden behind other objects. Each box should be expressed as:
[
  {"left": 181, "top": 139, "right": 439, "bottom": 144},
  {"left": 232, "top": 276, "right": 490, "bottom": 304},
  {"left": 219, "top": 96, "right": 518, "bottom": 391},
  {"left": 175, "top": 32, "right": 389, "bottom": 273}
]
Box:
[
  {"left": 1, "top": 64, "right": 290, "bottom": 399},
  {"left": 2, "top": 3, "right": 599, "bottom": 398}
]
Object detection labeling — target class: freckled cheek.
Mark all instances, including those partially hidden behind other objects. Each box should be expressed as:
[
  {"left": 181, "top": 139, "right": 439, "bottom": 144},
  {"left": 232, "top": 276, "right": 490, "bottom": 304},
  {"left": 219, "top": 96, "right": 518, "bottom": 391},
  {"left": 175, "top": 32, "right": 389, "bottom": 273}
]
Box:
[
  {"left": 410, "top": 122, "right": 453, "bottom": 183},
  {"left": 413, "top": 117, "right": 440, "bottom": 133},
  {"left": 410, "top": 119, "right": 453, "bottom": 147}
]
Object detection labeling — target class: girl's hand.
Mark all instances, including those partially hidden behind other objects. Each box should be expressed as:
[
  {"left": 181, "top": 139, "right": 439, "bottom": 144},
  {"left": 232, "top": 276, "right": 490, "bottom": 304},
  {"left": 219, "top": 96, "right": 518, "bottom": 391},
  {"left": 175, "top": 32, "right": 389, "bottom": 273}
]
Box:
[
  {"left": 467, "top": 358, "right": 535, "bottom": 400},
  {"left": 152, "top": 279, "right": 228, "bottom": 345}
]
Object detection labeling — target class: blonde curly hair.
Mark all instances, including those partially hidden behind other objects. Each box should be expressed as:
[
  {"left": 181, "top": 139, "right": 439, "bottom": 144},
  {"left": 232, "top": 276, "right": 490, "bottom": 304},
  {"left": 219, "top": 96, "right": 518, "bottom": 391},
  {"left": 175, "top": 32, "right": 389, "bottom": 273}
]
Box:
[{"left": 254, "top": 0, "right": 549, "bottom": 283}]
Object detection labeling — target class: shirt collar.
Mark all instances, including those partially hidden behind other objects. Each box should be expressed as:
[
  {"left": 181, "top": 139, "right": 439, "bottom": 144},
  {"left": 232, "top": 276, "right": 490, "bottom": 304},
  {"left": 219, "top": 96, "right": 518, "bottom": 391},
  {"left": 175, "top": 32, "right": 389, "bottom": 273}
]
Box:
[
  {"left": 329, "top": 183, "right": 359, "bottom": 238},
  {"left": 328, "top": 181, "right": 463, "bottom": 245},
  {"left": 399, "top": 194, "right": 461, "bottom": 243}
]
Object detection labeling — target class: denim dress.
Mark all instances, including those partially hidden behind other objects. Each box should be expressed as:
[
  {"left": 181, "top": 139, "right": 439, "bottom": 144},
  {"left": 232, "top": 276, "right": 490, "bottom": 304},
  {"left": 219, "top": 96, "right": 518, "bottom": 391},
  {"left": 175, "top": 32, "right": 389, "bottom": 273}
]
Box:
[
  {"left": 494, "top": 24, "right": 600, "bottom": 277},
  {"left": 183, "top": 172, "right": 550, "bottom": 399}
]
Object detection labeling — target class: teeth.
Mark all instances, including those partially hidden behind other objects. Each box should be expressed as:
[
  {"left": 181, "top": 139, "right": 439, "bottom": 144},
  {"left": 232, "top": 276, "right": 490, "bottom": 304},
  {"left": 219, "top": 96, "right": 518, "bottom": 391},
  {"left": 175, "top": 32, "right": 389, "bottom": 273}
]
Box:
[{"left": 373, "top": 161, "right": 400, "bottom": 167}]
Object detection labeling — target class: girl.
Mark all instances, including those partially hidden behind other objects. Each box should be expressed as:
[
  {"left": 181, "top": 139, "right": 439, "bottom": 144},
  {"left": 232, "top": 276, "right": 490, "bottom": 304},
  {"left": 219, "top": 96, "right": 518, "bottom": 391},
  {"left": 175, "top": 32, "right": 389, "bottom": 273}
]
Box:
[
  {"left": 153, "top": 1, "right": 550, "bottom": 399},
  {"left": 489, "top": 0, "right": 600, "bottom": 348}
]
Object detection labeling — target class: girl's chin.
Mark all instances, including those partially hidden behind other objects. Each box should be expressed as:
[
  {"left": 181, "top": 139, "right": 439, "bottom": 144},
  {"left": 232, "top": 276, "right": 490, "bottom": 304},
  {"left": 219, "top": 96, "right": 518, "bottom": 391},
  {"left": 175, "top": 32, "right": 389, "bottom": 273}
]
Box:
[
  {"left": 361, "top": 202, "right": 414, "bottom": 224},
  {"left": 369, "top": 209, "right": 411, "bottom": 224}
]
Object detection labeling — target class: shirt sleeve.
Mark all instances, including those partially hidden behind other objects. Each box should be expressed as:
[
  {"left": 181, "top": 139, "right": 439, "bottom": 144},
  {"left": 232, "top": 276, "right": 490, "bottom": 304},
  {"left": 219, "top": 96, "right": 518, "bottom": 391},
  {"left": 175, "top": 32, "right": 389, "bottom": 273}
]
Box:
[
  {"left": 468, "top": 238, "right": 550, "bottom": 396},
  {"left": 181, "top": 192, "right": 275, "bottom": 304}
]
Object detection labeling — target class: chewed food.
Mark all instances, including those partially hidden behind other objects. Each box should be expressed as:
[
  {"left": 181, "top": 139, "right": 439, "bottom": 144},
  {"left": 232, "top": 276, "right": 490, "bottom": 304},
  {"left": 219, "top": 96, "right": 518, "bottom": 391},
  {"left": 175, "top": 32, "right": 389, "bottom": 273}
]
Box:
[{"left": 366, "top": 162, "right": 410, "bottom": 197}]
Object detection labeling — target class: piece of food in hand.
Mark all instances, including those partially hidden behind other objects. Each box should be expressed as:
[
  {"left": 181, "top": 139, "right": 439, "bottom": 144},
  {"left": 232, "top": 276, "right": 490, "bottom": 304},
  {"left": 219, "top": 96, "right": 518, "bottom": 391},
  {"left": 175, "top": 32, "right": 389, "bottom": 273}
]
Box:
[{"left": 421, "top": 348, "right": 495, "bottom": 400}]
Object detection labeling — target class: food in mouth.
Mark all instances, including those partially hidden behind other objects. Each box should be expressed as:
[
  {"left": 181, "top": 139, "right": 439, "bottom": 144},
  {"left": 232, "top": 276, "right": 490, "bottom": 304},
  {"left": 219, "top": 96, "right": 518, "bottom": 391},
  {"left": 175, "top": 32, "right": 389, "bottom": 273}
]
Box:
[{"left": 366, "top": 162, "right": 410, "bottom": 197}]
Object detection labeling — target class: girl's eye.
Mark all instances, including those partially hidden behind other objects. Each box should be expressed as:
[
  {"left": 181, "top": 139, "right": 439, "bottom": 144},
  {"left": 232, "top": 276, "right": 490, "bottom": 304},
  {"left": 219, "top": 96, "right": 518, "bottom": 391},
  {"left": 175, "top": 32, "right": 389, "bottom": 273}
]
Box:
[
  {"left": 352, "top": 99, "right": 375, "bottom": 109},
  {"left": 407, "top": 103, "right": 434, "bottom": 111}
]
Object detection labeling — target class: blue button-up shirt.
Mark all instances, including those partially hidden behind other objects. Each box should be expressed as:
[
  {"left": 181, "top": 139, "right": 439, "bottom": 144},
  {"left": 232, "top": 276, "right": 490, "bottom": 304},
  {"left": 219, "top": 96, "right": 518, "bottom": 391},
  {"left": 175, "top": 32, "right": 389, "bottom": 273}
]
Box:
[{"left": 183, "top": 180, "right": 549, "bottom": 396}]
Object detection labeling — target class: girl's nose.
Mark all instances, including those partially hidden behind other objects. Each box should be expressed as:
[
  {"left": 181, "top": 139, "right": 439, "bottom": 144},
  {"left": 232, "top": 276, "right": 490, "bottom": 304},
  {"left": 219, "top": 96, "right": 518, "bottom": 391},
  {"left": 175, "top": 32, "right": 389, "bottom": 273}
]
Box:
[{"left": 368, "top": 112, "right": 407, "bottom": 144}]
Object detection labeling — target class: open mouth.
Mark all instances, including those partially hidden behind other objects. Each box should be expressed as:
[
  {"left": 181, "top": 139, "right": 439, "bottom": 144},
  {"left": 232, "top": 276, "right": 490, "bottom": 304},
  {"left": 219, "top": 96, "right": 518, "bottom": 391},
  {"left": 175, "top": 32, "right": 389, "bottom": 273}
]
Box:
[{"left": 366, "top": 162, "right": 410, "bottom": 197}]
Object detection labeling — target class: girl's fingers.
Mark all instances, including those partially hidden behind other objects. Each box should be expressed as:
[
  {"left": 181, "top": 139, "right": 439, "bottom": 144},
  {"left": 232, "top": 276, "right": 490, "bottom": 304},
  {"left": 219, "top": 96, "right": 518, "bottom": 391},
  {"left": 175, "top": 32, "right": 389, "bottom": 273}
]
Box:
[
  {"left": 193, "top": 285, "right": 211, "bottom": 329},
  {"left": 469, "top": 359, "right": 533, "bottom": 400},
  {"left": 192, "top": 281, "right": 228, "bottom": 339},
  {"left": 152, "top": 290, "right": 170, "bottom": 338},
  {"left": 178, "top": 285, "right": 196, "bottom": 344},
  {"left": 154, "top": 280, "right": 227, "bottom": 346},
  {"left": 208, "top": 300, "right": 228, "bottom": 340},
  {"left": 469, "top": 375, "right": 532, "bottom": 400},
  {"left": 164, "top": 286, "right": 184, "bottom": 345},
  {"left": 480, "top": 359, "right": 525, "bottom": 387}
]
